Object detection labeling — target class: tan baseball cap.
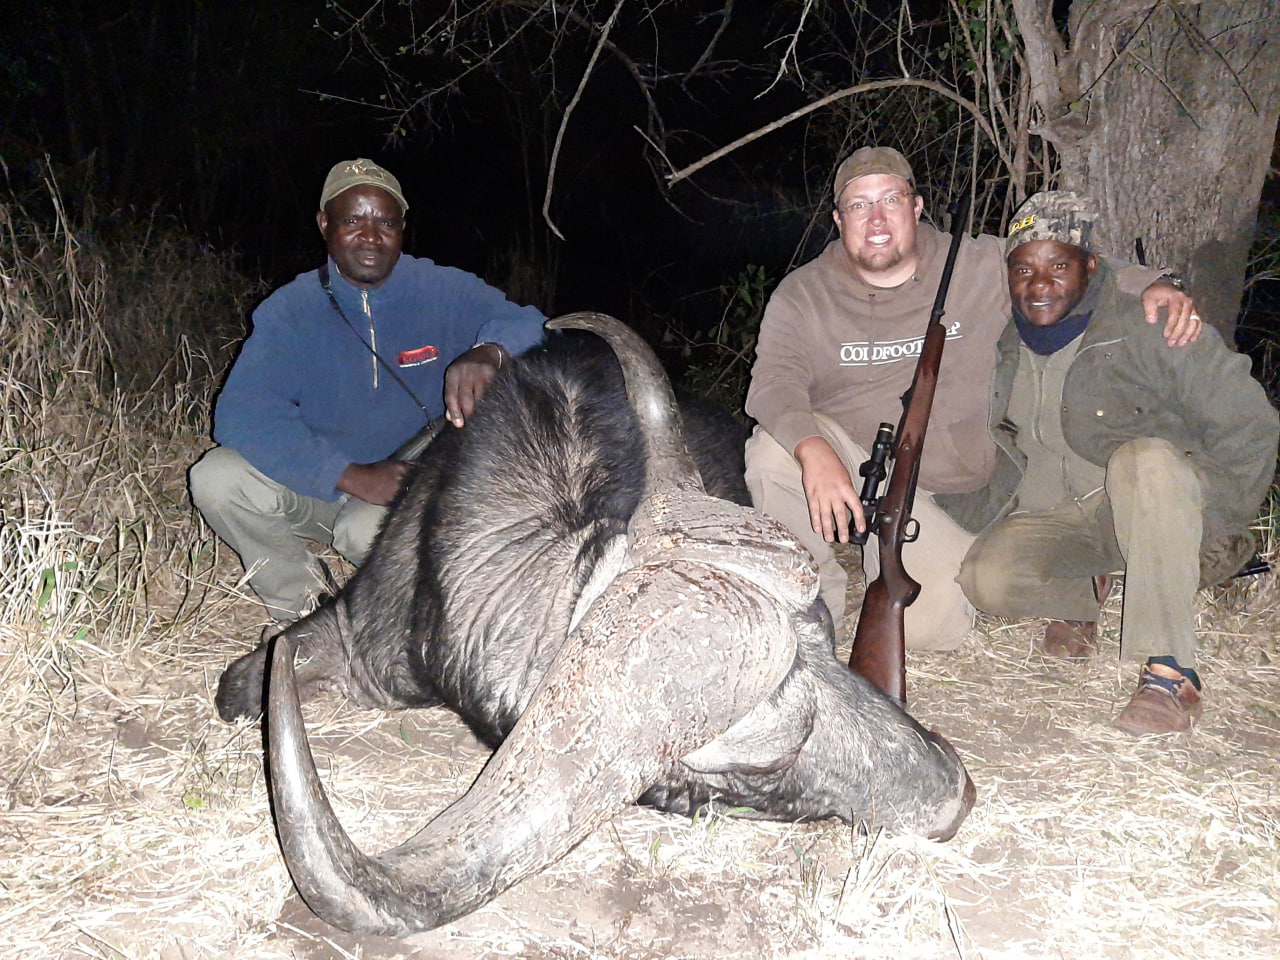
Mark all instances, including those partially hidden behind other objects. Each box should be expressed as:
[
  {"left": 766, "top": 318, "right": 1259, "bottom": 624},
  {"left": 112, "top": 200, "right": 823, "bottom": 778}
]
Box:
[
  {"left": 832, "top": 147, "right": 916, "bottom": 201},
  {"left": 319, "top": 159, "right": 409, "bottom": 213}
]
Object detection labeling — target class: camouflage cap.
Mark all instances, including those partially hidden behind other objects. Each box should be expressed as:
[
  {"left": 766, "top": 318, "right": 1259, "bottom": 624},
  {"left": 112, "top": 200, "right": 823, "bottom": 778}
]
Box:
[
  {"left": 832, "top": 146, "right": 915, "bottom": 201},
  {"left": 319, "top": 158, "right": 409, "bottom": 214},
  {"left": 1006, "top": 190, "right": 1099, "bottom": 256}
]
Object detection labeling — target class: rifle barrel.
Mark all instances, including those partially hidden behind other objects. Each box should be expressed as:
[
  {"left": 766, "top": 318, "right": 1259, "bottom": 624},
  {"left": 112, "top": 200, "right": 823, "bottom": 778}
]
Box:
[{"left": 847, "top": 193, "right": 971, "bottom": 704}]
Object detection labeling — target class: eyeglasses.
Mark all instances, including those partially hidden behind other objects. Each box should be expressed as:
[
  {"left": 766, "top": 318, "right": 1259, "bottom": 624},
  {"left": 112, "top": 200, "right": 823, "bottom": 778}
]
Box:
[{"left": 837, "top": 192, "right": 913, "bottom": 220}]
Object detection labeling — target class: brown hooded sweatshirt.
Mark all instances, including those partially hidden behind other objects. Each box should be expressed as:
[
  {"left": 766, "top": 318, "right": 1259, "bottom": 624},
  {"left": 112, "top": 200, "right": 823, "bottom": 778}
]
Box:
[{"left": 745, "top": 224, "right": 1005, "bottom": 493}]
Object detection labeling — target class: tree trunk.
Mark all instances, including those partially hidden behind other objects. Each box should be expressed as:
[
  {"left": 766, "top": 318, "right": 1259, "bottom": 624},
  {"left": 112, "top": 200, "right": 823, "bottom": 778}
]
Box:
[{"left": 1014, "top": 0, "right": 1280, "bottom": 337}]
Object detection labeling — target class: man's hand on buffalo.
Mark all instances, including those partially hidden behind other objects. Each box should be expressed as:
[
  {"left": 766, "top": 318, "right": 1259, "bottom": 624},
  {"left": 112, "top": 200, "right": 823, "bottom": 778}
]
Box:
[
  {"left": 445, "top": 342, "right": 508, "bottom": 427},
  {"left": 337, "top": 460, "right": 411, "bottom": 506},
  {"left": 794, "top": 435, "right": 866, "bottom": 544}
]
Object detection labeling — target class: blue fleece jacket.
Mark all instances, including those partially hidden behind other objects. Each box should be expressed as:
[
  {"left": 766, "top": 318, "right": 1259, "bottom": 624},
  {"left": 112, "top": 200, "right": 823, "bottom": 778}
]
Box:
[{"left": 213, "top": 254, "right": 546, "bottom": 500}]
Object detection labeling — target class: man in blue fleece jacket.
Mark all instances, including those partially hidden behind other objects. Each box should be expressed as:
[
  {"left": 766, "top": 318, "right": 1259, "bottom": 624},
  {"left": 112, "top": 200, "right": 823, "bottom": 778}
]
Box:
[{"left": 190, "top": 159, "right": 546, "bottom": 620}]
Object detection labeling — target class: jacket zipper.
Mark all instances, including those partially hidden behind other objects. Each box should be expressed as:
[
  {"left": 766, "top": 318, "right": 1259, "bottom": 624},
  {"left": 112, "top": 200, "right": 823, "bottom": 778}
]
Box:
[{"left": 362, "top": 289, "right": 377, "bottom": 389}]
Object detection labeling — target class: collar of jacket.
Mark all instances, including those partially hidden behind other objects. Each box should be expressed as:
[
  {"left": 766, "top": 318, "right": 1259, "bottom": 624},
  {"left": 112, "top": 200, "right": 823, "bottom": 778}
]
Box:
[{"left": 323, "top": 254, "right": 407, "bottom": 306}]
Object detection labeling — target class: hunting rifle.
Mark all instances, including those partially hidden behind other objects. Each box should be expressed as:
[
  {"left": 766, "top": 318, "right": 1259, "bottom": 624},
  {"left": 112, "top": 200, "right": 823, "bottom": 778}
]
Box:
[{"left": 846, "top": 194, "right": 971, "bottom": 705}]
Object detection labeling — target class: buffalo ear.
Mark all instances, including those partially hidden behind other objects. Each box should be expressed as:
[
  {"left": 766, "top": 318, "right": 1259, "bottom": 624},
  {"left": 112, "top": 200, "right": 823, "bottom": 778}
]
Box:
[
  {"left": 680, "top": 700, "right": 813, "bottom": 776},
  {"left": 567, "top": 535, "right": 630, "bottom": 634}
]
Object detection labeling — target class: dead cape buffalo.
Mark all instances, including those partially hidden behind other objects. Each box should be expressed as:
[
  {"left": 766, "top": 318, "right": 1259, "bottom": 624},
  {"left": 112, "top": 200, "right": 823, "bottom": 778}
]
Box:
[{"left": 216, "top": 312, "right": 975, "bottom": 938}]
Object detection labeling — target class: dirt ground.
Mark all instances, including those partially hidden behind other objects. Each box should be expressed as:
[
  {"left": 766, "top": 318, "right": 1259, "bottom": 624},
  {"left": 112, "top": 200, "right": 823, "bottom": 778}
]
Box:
[{"left": 2, "top": 547, "right": 1279, "bottom": 960}]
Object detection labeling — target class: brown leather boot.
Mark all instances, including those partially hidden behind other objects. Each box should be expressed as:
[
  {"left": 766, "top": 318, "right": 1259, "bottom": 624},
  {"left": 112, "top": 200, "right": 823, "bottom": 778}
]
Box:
[
  {"left": 1040, "top": 575, "right": 1112, "bottom": 660},
  {"left": 1114, "top": 663, "right": 1203, "bottom": 735}
]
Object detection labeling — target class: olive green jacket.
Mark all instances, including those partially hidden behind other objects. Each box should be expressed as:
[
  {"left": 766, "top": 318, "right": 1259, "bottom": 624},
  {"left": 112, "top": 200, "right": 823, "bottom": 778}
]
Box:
[{"left": 935, "top": 266, "right": 1278, "bottom": 585}]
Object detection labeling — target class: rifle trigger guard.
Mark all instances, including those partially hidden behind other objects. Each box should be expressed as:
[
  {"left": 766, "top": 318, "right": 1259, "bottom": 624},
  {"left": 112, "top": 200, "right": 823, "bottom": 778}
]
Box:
[{"left": 903, "top": 517, "right": 920, "bottom": 544}]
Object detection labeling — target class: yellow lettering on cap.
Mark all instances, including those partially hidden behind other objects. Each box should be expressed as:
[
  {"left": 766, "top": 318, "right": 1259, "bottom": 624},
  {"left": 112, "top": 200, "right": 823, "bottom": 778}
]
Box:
[{"left": 1009, "top": 213, "right": 1037, "bottom": 234}]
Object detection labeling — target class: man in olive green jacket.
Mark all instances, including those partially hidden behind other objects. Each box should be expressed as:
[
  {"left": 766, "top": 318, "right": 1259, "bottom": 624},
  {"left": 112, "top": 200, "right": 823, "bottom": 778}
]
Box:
[{"left": 951, "top": 191, "right": 1278, "bottom": 735}]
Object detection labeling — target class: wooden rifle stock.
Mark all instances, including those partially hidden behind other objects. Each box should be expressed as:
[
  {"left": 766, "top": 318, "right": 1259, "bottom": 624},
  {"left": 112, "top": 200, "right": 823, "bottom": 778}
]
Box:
[{"left": 847, "top": 195, "right": 971, "bottom": 704}]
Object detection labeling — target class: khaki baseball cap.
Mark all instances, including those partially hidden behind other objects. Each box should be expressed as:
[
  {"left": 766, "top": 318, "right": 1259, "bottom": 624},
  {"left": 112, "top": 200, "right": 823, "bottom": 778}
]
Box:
[
  {"left": 319, "top": 158, "right": 409, "bottom": 213},
  {"left": 832, "top": 147, "right": 916, "bottom": 201},
  {"left": 1006, "top": 190, "right": 1099, "bottom": 256}
]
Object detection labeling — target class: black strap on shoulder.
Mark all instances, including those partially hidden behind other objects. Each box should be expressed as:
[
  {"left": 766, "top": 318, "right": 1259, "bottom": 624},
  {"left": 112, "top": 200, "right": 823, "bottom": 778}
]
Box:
[{"left": 318, "top": 262, "right": 432, "bottom": 421}]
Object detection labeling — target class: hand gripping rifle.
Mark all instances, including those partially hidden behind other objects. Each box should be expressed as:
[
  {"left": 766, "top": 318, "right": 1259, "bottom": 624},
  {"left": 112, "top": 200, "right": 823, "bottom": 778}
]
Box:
[{"left": 846, "top": 194, "right": 971, "bottom": 705}]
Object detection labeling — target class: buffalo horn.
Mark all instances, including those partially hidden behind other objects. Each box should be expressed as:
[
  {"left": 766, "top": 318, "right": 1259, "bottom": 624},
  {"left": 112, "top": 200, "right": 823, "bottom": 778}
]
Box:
[
  {"left": 266, "top": 312, "right": 752, "bottom": 936},
  {"left": 546, "top": 312, "right": 704, "bottom": 496}
]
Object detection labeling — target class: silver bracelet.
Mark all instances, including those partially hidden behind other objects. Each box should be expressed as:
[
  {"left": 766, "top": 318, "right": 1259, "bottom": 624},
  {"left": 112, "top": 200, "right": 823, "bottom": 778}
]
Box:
[{"left": 475, "top": 342, "right": 504, "bottom": 370}]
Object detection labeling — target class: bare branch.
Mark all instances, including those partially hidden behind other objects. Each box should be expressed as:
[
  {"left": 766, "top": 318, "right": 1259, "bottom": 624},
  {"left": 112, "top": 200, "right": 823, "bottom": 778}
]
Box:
[
  {"left": 553, "top": 2, "right": 665, "bottom": 142},
  {"left": 945, "top": 0, "right": 984, "bottom": 88},
  {"left": 974, "top": 0, "right": 1010, "bottom": 168},
  {"left": 998, "top": 2, "right": 1036, "bottom": 204},
  {"left": 685, "top": 0, "right": 733, "bottom": 85},
  {"left": 390, "top": 2, "right": 556, "bottom": 134},
  {"left": 1010, "top": 0, "right": 1068, "bottom": 117},
  {"left": 761, "top": 0, "right": 815, "bottom": 96},
  {"left": 542, "top": 0, "right": 627, "bottom": 240},
  {"left": 896, "top": 1, "right": 915, "bottom": 78},
  {"left": 666, "top": 78, "right": 1001, "bottom": 187}
]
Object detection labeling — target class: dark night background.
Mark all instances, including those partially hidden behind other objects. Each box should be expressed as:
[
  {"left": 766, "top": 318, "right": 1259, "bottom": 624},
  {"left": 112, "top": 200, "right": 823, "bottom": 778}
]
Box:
[
  {"left": 0, "top": 2, "right": 840, "bottom": 335},
  {"left": 2, "top": 0, "right": 1276, "bottom": 380}
]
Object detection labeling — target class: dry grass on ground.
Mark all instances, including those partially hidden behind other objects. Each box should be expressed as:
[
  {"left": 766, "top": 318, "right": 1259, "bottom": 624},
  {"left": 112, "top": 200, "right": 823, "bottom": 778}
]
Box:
[
  {"left": 2, "top": 183, "right": 1278, "bottom": 959},
  {"left": 4, "top": 536, "right": 1278, "bottom": 960}
]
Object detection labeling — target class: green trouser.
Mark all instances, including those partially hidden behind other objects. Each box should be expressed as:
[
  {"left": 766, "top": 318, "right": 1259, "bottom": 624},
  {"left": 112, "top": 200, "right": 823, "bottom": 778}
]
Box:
[
  {"left": 957, "top": 437, "right": 1203, "bottom": 665},
  {"left": 189, "top": 446, "right": 387, "bottom": 620},
  {"left": 744, "top": 414, "right": 976, "bottom": 651}
]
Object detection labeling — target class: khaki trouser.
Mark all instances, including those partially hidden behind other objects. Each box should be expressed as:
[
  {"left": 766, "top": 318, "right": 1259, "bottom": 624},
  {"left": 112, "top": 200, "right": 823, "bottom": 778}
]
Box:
[
  {"left": 957, "top": 437, "right": 1203, "bottom": 665},
  {"left": 744, "top": 415, "right": 976, "bottom": 651},
  {"left": 189, "top": 447, "right": 387, "bottom": 620}
]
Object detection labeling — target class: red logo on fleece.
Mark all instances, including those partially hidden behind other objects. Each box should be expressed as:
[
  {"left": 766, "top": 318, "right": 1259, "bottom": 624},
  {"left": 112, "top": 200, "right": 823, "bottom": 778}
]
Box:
[{"left": 398, "top": 345, "right": 439, "bottom": 367}]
